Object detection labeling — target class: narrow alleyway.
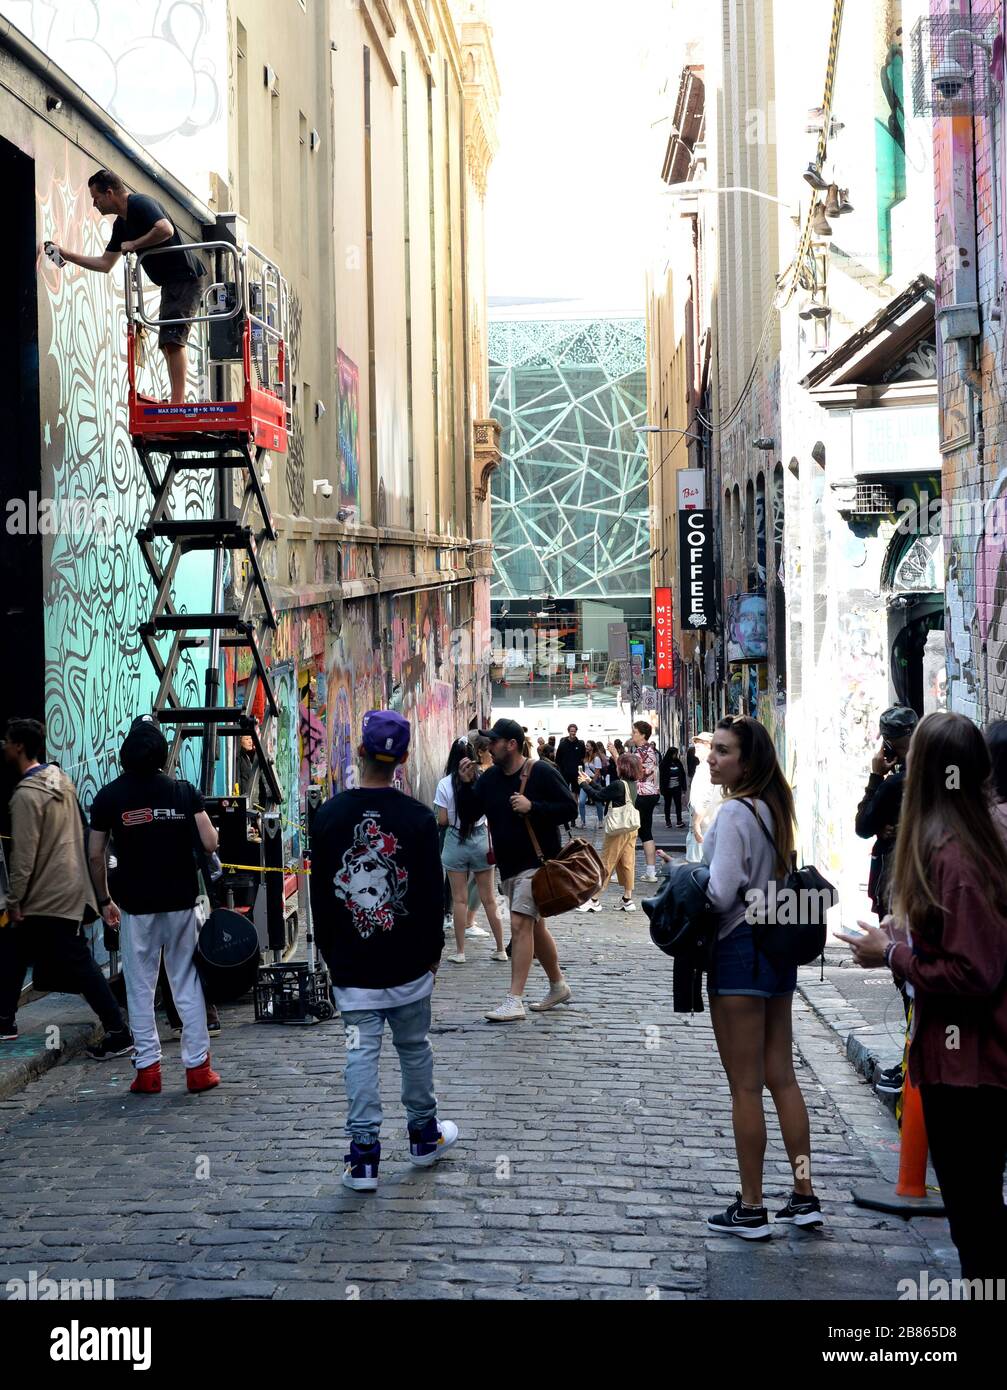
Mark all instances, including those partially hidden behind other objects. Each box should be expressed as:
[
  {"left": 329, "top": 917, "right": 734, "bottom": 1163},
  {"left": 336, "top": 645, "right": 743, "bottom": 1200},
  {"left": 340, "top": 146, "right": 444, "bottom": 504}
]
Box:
[{"left": 0, "top": 904, "right": 954, "bottom": 1301}]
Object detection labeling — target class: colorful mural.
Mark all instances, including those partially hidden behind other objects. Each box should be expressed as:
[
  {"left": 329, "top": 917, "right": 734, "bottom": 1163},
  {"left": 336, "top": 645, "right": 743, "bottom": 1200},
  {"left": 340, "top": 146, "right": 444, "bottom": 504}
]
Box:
[
  {"left": 36, "top": 154, "right": 211, "bottom": 805},
  {"left": 337, "top": 349, "right": 360, "bottom": 512}
]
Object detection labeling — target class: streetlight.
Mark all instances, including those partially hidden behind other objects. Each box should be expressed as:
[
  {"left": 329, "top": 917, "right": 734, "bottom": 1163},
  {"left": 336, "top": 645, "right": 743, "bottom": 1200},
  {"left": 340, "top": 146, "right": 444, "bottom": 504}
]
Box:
[
  {"left": 636, "top": 425, "right": 706, "bottom": 443},
  {"left": 660, "top": 183, "right": 798, "bottom": 216}
]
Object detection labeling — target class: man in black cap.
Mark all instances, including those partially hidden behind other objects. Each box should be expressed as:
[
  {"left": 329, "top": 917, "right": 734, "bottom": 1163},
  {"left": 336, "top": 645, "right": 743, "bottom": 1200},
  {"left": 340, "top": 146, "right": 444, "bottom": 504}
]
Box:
[
  {"left": 88, "top": 716, "right": 221, "bottom": 1095},
  {"left": 457, "top": 719, "right": 577, "bottom": 1022},
  {"left": 855, "top": 703, "right": 919, "bottom": 1093}
]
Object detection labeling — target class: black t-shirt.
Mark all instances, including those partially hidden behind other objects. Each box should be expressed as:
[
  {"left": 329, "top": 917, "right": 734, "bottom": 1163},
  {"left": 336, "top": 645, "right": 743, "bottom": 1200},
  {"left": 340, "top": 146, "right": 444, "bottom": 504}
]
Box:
[
  {"left": 106, "top": 194, "right": 206, "bottom": 286},
  {"left": 90, "top": 773, "right": 203, "bottom": 914},
  {"left": 310, "top": 788, "right": 444, "bottom": 990},
  {"left": 556, "top": 737, "right": 586, "bottom": 781},
  {"left": 465, "top": 759, "right": 577, "bottom": 882}
]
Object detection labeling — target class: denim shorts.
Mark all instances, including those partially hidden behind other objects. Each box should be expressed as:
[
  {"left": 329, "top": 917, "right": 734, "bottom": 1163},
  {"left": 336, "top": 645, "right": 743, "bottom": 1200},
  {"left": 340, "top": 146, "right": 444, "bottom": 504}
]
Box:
[
  {"left": 441, "top": 825, "right": 491, "bottom": 874},
  {"left": 707, "top": 922, "right": 797, "bottom": 999}
]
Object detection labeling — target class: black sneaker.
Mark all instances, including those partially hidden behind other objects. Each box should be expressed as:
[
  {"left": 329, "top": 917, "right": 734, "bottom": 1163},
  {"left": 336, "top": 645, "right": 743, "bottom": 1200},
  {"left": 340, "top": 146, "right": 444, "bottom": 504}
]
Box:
[
  {"left": 706, "top": 1192, "right": 772, "bottom": 1241},
  {"left": 775, "top": 1191, "right": 824, "bottom": 1228},
  {"left": 342, "top": 1140, "right": 381, "bottom": 1192},
  {"left": 86, "top": 1029, "right": 134, "bottom": 1060},
  {"left": 875, "top": 1063, "right": 904, "bottom": 1095},
  {"left": 0, "top": 1020, "right": 18, "bottom": 1042}
]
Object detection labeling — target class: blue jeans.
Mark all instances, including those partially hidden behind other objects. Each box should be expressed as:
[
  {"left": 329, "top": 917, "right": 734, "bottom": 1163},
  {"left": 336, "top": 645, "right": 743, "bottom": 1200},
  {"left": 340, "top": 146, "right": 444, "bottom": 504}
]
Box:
[
  {"left": 340, "top": 996, "right": 437, "bottom": 1144},
  {"left": 578, "top": 787, "right": 603, "bottom": 824}
]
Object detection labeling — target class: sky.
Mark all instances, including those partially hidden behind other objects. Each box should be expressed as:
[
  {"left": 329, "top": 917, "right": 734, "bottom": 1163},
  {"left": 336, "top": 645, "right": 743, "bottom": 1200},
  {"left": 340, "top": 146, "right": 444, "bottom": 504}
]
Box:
[{"left": 485, "top": 0, "right": 673, "bottom": 314}]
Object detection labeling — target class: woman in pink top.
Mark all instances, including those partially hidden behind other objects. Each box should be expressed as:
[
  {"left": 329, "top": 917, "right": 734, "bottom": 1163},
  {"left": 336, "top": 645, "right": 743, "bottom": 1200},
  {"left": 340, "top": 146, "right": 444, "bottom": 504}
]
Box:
[{"left": 843, "top": 713, "right": 1007, "bottom": 1283}]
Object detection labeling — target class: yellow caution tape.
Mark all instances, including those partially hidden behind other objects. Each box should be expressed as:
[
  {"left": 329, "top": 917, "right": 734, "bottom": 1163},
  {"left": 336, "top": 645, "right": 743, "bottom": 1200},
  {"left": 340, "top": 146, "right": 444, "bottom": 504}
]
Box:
[{"left": 219, "top": 860, "right": 310, "bottom": 875}]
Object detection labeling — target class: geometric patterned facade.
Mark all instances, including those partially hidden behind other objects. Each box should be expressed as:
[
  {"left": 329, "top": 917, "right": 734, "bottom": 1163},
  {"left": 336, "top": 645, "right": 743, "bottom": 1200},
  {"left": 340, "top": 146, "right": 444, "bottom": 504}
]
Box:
[{"left": 488, "top": 317, "right": 650, "bottom": 601}]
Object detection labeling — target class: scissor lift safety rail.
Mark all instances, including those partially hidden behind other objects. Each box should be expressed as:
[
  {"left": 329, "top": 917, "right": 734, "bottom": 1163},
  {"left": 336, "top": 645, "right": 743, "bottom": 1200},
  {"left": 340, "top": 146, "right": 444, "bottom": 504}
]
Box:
[{"left": 125, "top": 239, "right": 289, "bottom": 810}]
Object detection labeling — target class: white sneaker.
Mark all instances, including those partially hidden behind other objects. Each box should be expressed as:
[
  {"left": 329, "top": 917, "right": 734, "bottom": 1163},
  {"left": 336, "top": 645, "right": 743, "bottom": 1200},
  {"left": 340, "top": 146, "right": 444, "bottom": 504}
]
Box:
[
  {"left": 618, "top": 898, "right": 637, "bottom": 912},
  {"left": 465, "top": 926, "right": 490, "bottom": 938},
  {"left": 642, "top": 868, "right": 658, "bottom": 883},
  {"left": 491, "top": 949, "right": 509, "bottom": 962},
  {"left": 576, "top": 899, "right": 602, "bottom": 913},
  {"left": 485, "top": 995, "right": 526, "bottom": 1022},
  {"left": 529, "top": 980, "right": 573, "bottom": 1011},
  {"left": 446, "top": 952, "right": 466, "bottom": 964}
]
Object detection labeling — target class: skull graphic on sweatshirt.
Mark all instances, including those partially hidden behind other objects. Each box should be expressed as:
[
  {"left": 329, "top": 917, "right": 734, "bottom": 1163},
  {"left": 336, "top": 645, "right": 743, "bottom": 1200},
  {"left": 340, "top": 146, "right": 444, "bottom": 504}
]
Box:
[{"left": 333, "top": 818, "right": 408, "bottom": 939}]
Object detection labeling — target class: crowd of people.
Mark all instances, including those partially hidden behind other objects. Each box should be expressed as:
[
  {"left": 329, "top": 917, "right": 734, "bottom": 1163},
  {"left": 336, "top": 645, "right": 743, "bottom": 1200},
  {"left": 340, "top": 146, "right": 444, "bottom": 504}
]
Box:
[{"left": 2, "top": 700, "right": 1005, "bottom": 1281}]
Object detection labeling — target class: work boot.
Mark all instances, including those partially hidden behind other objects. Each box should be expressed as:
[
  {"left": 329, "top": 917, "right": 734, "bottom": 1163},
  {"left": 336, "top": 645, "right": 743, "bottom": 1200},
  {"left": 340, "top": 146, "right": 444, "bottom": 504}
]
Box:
[
  {"left": 186, "top": 1053, "right": 221, "bottom": 1093},
  {"left": 130, "top": 1061, "right": 162, "bottom": 1095}
]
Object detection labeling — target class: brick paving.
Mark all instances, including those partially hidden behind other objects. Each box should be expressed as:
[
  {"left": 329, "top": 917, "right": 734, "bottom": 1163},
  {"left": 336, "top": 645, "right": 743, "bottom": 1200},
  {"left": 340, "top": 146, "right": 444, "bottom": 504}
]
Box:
[{"left": 0, "top": 894, "right": 955, "bottom": 1301}]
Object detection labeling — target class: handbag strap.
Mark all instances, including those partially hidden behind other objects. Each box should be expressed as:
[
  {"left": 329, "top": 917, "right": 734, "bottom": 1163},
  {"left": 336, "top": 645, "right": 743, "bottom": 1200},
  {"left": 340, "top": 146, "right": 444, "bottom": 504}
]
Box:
[{"left": 518, "top": 760, "right": 546, "bottom": 863}]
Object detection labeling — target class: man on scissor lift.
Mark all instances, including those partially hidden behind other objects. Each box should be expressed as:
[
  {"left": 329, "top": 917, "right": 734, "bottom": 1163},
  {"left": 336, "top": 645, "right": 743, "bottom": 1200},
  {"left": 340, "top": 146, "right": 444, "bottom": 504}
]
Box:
[{"left": 46, "top": 169, "right": 206, "bottom": 405}]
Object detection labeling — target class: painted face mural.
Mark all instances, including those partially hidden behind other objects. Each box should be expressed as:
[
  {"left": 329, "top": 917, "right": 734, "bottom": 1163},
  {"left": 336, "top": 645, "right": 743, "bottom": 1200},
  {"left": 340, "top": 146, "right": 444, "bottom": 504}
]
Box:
[{"left": 333, "top": 818, "right": 408, "bottom": 939}]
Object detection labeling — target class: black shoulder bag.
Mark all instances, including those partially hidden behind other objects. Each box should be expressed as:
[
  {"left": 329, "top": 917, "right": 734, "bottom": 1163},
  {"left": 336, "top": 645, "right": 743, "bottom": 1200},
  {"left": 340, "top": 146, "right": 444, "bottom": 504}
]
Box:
[{"left": 738, "top": 799, "right": 837, "bottom": 968}]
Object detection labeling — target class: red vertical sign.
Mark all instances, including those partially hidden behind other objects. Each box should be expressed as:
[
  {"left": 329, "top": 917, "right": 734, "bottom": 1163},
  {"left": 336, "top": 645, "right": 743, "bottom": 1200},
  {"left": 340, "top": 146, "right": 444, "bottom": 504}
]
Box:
[{"left": 655, "top": 587, "right": 674, "bottom": 690}]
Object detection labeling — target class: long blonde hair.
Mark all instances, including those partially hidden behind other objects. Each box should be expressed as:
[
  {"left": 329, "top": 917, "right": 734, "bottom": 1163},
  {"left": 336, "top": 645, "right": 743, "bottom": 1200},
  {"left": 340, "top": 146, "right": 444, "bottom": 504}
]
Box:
[
  {"left": 893, "top": 712, "right": 1007, "bottom": 933},
  {"left": 715, "top": 716, "right": 796, "bottom": 874}
]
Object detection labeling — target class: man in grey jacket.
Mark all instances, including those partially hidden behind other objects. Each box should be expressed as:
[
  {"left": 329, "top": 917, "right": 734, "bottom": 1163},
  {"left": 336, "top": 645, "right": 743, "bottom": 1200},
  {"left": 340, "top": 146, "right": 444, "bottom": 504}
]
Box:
[{"left": 0, "top": 718, "right": 132, "bottom": 1056}]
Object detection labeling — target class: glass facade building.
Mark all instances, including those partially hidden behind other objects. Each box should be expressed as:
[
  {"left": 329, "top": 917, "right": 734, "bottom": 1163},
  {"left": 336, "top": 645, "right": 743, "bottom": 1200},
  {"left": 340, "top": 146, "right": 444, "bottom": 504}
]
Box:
[{"left": 488, "top": 315, "right": 650, "bottom": 605}]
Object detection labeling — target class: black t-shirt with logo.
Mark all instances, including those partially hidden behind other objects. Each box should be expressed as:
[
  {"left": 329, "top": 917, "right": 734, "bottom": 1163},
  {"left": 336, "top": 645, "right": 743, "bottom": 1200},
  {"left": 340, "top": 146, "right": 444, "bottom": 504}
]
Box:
[
  {"left": 90, "top": 773, "right": 203, "bottom": 914},
  {"left": 106, "top": 194, "right": 206, "bottom": 286},
  {"left": 310, "top": 787, "right": 445, "bottom": 990}
]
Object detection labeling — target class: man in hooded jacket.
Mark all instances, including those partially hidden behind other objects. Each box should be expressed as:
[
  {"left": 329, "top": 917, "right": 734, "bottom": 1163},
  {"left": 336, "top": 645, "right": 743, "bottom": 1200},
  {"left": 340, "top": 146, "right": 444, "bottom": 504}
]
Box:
[
  {"left": 0, "top": 717, "right": 132, "bottom": 1056},
  {"left": 88, "top": 716, "right": 221, "bottom": 1094}
]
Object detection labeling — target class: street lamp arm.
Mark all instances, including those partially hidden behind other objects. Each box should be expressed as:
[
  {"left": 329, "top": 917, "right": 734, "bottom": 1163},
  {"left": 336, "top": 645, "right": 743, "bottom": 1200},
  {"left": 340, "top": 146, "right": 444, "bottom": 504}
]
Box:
[{"left": 661, "top": 183, "right": 793, "bottom": 209}]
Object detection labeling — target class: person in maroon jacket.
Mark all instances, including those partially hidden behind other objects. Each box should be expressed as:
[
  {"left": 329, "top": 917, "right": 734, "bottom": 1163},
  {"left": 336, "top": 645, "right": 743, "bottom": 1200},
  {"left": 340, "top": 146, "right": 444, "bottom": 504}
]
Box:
[{"left": 841, "top": 712, "right": 1007, "bottom": 1283}]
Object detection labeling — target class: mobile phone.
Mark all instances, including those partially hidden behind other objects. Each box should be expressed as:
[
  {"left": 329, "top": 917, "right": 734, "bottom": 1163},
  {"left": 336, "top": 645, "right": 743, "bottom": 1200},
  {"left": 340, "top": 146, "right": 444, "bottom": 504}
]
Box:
[
  {"left": 881, "top": 740, "right": 895, "bottom": 760},
  {"left": 840, "top": 924, "right": 868, "bottom": 939}
]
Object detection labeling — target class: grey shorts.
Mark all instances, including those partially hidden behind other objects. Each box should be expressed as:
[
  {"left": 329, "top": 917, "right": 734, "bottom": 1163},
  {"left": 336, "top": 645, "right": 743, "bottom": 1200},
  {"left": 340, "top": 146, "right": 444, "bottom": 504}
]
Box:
[
  {"left": 158, "top": 277, "right": 204, "bottom": 347},
  {"left": 441, "top": 825, "right": 492, "bottom": 874},
  {"left": 502, "top": 867, "right": 539, "bottom": 921}
]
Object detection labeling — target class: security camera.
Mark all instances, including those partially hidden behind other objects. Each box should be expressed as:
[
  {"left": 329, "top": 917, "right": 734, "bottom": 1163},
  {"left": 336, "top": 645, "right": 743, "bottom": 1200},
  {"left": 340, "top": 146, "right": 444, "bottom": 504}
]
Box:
[
  {"left": 315, "top": 399, "right": 326, "bottom": 421},
  {"left": 933, "top": 56, "right": 968, "bottom": 102},
  {"left": 313, "top": 479, "right": 333, "bottom": 499}
]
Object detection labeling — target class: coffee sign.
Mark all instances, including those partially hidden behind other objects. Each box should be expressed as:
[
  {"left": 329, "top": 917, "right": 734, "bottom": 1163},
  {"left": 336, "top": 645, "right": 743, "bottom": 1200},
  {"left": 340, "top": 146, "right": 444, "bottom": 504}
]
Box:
[{"left": 679, "top": 509, "right": 716, "bottom": 630}]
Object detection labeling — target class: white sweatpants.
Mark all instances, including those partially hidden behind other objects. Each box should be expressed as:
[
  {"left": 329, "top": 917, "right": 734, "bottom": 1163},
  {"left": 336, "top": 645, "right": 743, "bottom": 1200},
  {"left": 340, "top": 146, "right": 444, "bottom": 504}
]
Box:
[{"left": 121, "top": 909, "right": 211, "bottom": 1070}]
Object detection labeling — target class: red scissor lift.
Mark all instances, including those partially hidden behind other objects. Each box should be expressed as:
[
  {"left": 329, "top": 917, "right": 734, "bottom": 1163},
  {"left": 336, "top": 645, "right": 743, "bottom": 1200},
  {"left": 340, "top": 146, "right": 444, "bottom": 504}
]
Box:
[{"left": 125, "top": 239, "right": 330, "bottom": 1015}]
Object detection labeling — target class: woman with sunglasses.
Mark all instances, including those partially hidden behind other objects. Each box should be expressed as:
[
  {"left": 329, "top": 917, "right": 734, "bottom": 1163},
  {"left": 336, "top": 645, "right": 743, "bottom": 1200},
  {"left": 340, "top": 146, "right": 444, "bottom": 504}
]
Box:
[{"left": 702, "top": 715, "right": 820, "bottom": 1240}]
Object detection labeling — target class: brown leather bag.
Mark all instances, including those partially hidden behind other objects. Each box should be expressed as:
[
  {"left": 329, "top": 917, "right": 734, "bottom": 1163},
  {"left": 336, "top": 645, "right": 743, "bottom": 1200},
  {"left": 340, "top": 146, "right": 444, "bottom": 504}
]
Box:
[{"left": 519, "top": 762, "right": 604, "bottom": 916}]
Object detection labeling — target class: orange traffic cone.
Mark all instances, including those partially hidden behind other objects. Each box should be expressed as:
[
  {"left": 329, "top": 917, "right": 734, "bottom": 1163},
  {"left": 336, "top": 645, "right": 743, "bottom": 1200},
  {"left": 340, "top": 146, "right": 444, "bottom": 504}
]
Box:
[
  {"left": 852, "top": 1050, "right": 944, "bottom": 1216},
  {"left": 894, "top": 1070, "right": 929, "bottom": 1199}
]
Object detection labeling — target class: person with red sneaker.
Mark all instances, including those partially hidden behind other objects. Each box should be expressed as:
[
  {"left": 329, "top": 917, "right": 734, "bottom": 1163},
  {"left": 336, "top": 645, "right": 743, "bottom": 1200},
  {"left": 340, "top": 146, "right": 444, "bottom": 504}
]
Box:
[{"left": 87, "top": 717, "right": 221, "bottom": 1095}]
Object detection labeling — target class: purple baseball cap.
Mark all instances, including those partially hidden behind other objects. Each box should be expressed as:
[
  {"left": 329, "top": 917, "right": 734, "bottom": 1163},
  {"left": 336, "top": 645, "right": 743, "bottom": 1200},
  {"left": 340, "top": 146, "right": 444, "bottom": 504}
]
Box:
[{"left": 361, "top": 709, "right": 411, "bottom": 762}]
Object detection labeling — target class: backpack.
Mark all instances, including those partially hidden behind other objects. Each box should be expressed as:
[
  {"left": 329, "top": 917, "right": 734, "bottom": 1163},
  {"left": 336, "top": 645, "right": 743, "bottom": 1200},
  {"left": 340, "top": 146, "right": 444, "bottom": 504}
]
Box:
[{"left": 737, "top": 799, "right": 837, "bottom": 967}]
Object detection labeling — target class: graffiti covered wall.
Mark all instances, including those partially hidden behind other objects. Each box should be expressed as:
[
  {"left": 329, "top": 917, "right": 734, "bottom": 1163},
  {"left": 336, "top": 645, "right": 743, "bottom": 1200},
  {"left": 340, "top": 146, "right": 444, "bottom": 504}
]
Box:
[{"left": 35, "top": 150, "right": 212, "bottom": 806}]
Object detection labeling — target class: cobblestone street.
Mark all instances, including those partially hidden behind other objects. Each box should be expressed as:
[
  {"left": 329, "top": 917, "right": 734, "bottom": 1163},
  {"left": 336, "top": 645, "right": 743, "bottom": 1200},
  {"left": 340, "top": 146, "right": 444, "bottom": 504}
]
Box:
[{"left": 0, "top": 898, "right": 956, "bottom": 1301}]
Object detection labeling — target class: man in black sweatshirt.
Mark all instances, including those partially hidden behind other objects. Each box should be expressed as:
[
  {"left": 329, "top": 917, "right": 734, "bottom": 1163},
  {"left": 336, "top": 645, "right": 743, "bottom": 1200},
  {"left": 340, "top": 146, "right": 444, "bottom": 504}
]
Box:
[
  {"left": 310, "top": 710, "right": 455, "bottom": 1192},
  {"left": 458, "top": 718, "right": 577, "bottom": 1022}
]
